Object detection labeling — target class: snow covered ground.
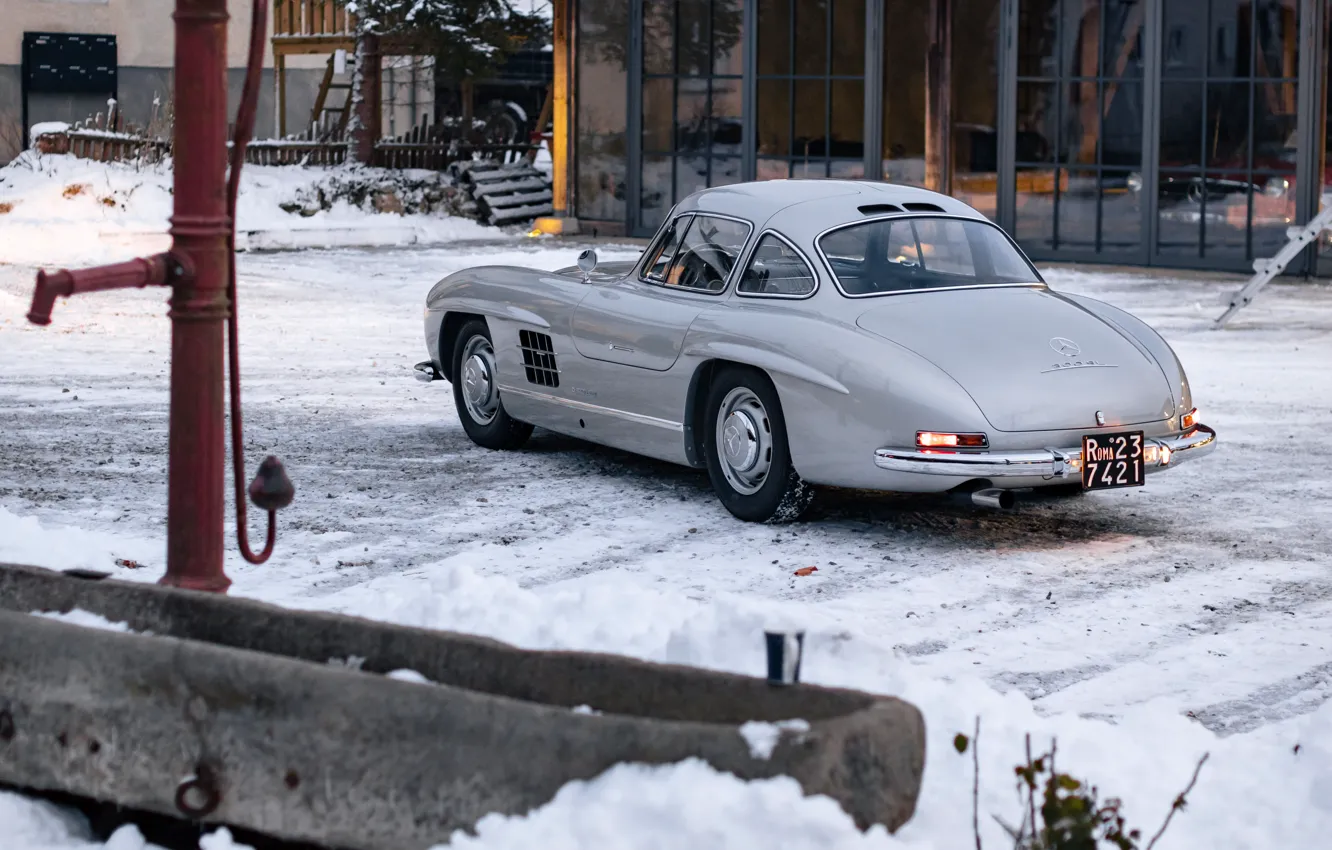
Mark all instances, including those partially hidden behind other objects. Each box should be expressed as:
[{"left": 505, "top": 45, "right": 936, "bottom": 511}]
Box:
[{"left": 1, "top": 240, "right": 1331, "bottom": 848}]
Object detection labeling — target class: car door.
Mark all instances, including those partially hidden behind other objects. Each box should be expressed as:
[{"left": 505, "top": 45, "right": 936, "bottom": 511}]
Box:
[{"left": 571, "top": 213, "right": 751, "bottom": 371}]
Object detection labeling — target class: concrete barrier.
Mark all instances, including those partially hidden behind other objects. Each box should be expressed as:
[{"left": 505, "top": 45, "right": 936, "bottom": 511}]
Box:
[{"left": 0, "top": 563, "right": 925, "bottom": 849}]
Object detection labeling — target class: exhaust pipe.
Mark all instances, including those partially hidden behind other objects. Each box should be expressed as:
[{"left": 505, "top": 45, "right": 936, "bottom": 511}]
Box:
[{"left": 967, "top": 488, "right": 1015, "bottom": 510}]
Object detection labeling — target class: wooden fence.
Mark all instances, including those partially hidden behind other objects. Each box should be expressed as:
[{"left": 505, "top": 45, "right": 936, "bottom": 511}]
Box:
[
  {"left": 33, "top": 104, "right": 172, "bottom": 163},
  {"left": 34, "top": 113, "right": 543, "bottom": 173},
  {"left": 372, "top": 121, "right": 539, "bottom": 169}
]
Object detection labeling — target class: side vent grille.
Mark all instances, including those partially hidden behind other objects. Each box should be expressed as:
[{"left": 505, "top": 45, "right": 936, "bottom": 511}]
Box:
[
  {"left": 903, "top": 202, "right": 945, "bottom": 212},
  {"left": 519, "top": 330, "right": 559, "bottom": 388}
]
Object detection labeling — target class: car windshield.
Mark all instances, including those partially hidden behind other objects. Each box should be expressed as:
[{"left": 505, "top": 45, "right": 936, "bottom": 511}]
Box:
[{"left": 818, "top": 217, "right": 1041, "bottom": 295}]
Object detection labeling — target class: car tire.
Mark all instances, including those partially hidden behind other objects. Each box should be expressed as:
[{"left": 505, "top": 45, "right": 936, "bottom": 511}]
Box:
[
  {"left": 703, "top": 366, "right": 813, "bottom": 523},
  {"left": 452, "top": 319, "right": 533, "bottom": 450}
]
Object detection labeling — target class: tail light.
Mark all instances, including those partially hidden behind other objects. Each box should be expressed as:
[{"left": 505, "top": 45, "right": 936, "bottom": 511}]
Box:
[{"left": 917, "top": 431, "right": 989, "bottom": 449}]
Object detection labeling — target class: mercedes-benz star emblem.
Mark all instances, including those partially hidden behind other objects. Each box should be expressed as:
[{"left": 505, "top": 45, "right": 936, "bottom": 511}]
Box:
[{"left": 1050, "top": 337, "right": 1081, "bottom": 357}]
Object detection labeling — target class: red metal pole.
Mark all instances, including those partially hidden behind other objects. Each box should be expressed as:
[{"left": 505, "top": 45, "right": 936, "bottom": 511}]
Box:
[
  {"left": 28, "top": 0, "right": 290, "bottom": 591},
  {"left": 160, "top": 0, "right": 232, "bottom": 592}
]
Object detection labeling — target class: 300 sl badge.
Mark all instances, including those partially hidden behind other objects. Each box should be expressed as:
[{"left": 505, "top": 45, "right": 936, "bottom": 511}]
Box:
[{"left": 1043, "top": 359, "right": 1117, "bottom": 372}]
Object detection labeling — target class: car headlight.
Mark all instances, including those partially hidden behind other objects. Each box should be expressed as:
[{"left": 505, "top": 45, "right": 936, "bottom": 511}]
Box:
[
  {"left": 1127, "top": 172, "right": 1143, "bottom": 193},
  {"left": 1263, "top": 177, "right": 1289, "bottom": 198}
]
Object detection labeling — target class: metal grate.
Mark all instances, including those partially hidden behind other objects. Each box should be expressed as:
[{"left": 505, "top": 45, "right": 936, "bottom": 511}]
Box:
[{"left": 519, "top": 330, "right": 559, "bottom": 388}]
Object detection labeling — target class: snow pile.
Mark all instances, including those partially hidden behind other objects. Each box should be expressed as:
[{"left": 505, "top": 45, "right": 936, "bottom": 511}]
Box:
[
  {"left": 441, "top": 759, "right": 893, "bottom": 850},
  {"left": 0, "top": 506, "right": 155, "bottom": 578},
  {"left": 29, "top": 122, "right": 71, "bottom": 145},
  {"left": 0, "top": 153, "right": 499, "bottom": 266},
  {"left": 30, "top": 608, "right": 134, "bottom": 632},
  {"left": 738, "top": 719, "right": 810, "bottom": 759},
  {"left": 386, "top": 668, "right": 432, "bottom": 684},
  {"left": 0, "top": 792, "right": 163, "bottom": 850}
]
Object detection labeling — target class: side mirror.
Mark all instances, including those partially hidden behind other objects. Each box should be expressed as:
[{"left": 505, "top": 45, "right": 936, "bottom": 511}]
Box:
[{"left": 576, "top": 248, "right": 598, "bottom": 281}]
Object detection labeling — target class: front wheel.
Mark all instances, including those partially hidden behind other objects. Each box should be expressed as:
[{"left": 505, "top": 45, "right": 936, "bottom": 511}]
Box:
[
  {"left": 703, "top": 366, "right": 813, "bottom": 523},
  {"left": 451, "top": 319, "right": 533, "bottom": 450}
]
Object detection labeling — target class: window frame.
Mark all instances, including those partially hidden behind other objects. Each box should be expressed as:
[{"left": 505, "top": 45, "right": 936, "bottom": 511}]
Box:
[
  {"left": 813, "top": 213, "right": 1048, "bottom": 299},
  {"left": 639, "top": 211, "right": 694, "bottom": 283},
  {"left": 636, "top": 210, "right": 756, "bottom": 296},
  {"left": 734, "top": 229, "right": 822, "bottom": 301}
]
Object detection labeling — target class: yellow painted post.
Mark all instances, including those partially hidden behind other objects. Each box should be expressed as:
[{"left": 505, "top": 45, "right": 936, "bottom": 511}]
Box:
[
  {"left": 552, "top": 0, "right": 570, "bottom": 216},
  {"left": 533, "top": 0, "right": 579, "bottom": 235}
]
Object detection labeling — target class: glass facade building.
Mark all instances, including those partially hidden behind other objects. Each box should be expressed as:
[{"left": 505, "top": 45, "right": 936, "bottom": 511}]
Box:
[{"left": 569, "top": 0, "right": 1331, "bottom": 274}]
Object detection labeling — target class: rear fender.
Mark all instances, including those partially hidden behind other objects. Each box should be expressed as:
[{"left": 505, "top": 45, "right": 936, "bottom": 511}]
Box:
[{"left": 680, "top": 319, "right": 987, "bottom": 488}]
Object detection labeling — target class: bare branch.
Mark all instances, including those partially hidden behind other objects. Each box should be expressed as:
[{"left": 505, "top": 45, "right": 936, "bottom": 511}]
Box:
[
  {"left": 1145, "top": 752, "right": 1210, "bottom": 850},
  {"left": 1024, "top": 734, "right": 1037, "bottom": 846},
  {"left": 973, "top": 717, "right": 983, "bottom": 850}
]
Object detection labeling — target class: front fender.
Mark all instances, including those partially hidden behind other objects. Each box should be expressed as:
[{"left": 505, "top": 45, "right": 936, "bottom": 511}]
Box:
[{"left": 424, "top": 266, "right": 581, "bottom": 371}]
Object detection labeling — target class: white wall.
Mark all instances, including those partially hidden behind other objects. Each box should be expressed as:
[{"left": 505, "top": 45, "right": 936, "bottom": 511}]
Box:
[{"left": 0, "top": 0, "right": 285, "bottom": 68}]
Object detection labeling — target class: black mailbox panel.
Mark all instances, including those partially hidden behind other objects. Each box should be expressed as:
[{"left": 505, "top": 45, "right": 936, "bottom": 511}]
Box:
[{"left": 23, "top": 32, "right": 118, "bottom": 95}]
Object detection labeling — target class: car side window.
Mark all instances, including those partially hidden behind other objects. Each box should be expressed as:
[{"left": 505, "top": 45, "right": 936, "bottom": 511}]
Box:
[
  {"left": 657, "top": 215, "right": 752, "bottom": 293},
  {"left": 642, "top": 214, "right": 691, "bottom": 282},
  {"left": 819, "top": 225, "right": 871, "bottom": 290},
  {"left": 739, "top": 234, "right": 817, "bottom": 297}
]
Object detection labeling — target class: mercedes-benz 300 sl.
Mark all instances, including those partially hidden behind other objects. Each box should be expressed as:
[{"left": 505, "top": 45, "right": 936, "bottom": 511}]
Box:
[{"left": 417, "top": 180, "right": 1216, "bottom": 522}]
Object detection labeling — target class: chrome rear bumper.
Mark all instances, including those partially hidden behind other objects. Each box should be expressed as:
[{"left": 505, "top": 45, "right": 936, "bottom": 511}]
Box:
[{"left": 873, "top": 424, "right": 1217, "bottom": 479}]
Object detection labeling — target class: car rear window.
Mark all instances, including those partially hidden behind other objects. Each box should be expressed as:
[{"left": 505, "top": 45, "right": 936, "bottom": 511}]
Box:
[{"left": 818, "top": 217, "right": 1040, "bottom": 295}]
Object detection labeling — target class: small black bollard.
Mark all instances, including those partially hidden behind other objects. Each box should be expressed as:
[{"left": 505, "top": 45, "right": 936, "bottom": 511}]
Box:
[{"left": 765, "top": 630, "right": 805, "bottom": 685}]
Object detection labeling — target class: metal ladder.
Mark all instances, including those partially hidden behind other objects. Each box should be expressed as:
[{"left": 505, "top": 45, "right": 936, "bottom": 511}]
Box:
[{"left": 1214, "top": 205, "right": 1332, "bottom": 328}]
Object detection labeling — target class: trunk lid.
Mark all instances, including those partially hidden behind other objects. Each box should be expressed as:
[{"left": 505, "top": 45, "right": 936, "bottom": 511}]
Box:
[{"left": 855, "top": 286, "right": 1175, "bottom": 432}]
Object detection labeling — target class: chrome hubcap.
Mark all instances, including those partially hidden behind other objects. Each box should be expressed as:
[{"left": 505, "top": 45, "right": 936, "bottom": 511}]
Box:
[
  {"left": 723, "top": 411, "right": 759, "bottom": 471},
  {"left": 460, "top": 336, "right": 499, "bottom": 425},
  {"left": 716, "top": 387, "right": 772, "bottom": 495}
]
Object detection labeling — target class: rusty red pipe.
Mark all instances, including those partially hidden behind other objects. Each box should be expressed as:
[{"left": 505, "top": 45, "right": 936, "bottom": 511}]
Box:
[
  {"left": 27, "top": 254, "right": 178, "bottom": 325},
  {"left": 149, "top": 0, "right": 235, "bottom": 592},
  {"left": 227, "top": 0, "right": 292, "bottom": 566}
]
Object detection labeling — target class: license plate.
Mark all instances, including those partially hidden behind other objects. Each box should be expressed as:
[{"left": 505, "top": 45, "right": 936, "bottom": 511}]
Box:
[{"left": 1081, "top": 431, "right": 1145, "bottom": 490}]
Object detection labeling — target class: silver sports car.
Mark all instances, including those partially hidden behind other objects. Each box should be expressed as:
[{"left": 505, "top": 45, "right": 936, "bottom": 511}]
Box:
[{"left": 417, "top": 180, "right": 1216, "bottom": 522}]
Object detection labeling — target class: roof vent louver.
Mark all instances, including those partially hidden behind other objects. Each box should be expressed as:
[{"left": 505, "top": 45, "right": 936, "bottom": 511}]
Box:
[
  {"left": 903, "top": 202, "right": 945, "bottom": 212},
  {"left": 858, "top": 203, "right": 903, "bottom": 215}
]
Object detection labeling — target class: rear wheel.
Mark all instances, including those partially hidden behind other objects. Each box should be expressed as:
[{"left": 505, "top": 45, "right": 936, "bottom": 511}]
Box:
[
  {"left": 452, "top": 319, "right": 533, "bottom": 450},
  {"left": 703, "top": 366, "right": 813, "bottom": 523}
]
